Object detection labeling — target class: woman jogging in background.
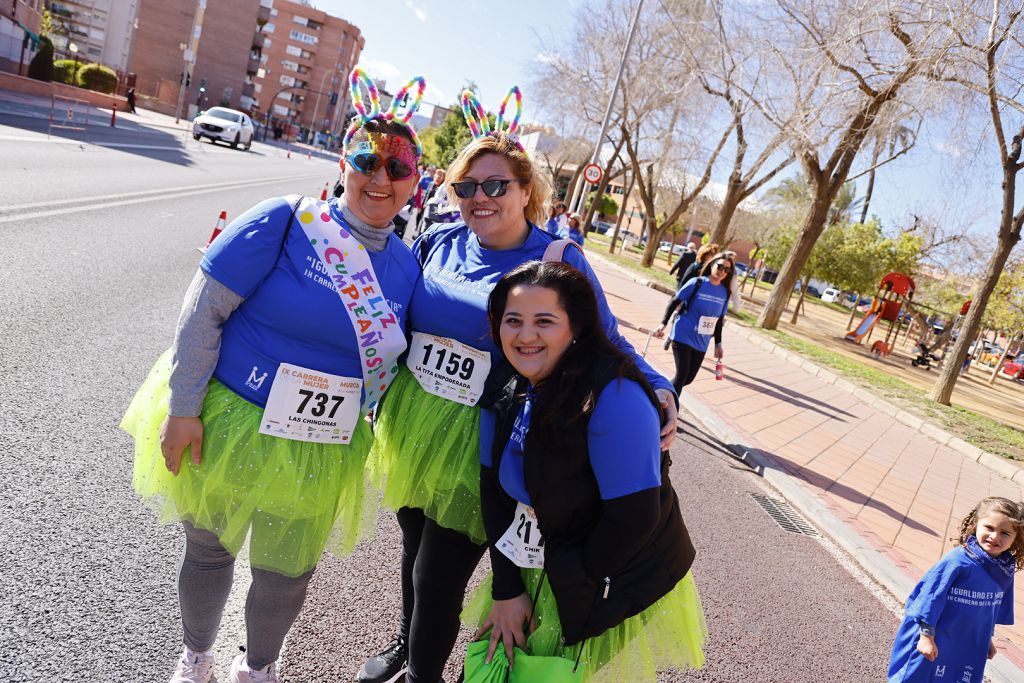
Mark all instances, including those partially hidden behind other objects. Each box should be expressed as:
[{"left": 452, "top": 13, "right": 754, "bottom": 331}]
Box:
[
  {"left": 888, "top": 497, "right": 1023, "bottom": 682},
  {"left": 357, "top": 86, "right": 677, "bottom": 683},
  {"left": 121, "top": 69, "right": 426, "bottom": 683},
  {"left": 566, "top": 213, "right": 585, "bottom": 247},
  {"left": 654, "top": 251, "right": 735, "bottom": 392},
  {"left": 465, "top": 260, "right": 706, "bottom": 681}
]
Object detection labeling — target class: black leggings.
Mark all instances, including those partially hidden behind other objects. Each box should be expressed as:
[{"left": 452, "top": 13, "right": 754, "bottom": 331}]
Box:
[
  {"left": 396, "top": 506, "right": 487, "bottom": 683},
  {"left": 670, "top": 341, "right": 707, "bottom": 393}
]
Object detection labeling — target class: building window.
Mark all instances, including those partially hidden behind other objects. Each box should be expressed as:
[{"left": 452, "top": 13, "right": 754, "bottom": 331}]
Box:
[
  {"left": 257, "top": 68, "right": 267, "bottom": 78},
  {"left": 271, "top": 7, "right": 277, "bottom": 16},
  {"left": 279, "top": 75, "right": 295, "bottom": 87},
  {"left": 264, "top": 22, "right": 275, "bottom": 33},
  {"left": 254, "top": 84, "right": 262, "bottom": 93},
  {"left": 289, "top": 29, "right": 317, "bottom": 45},
  {"left": 263, "top": 38, "right": 272, "bottom": 48},
  {"left": 281, "top": 60, "right": 299, "bottom": 72},
  {"left": 285, "top": 44, "right": 302, "bottom": 57},
  {"left": 292, "top": 15, "right": 307, "bottom": 26},
  {"left": 272, "top": 104, "right": 289, "bottom": 116},
  {"left": 260, "top": 54, "right": 268, "bottom": 64}
]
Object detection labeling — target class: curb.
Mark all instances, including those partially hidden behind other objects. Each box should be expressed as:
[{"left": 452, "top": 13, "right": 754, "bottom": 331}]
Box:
[{"left": 583, "top": 249, "right": 1024, "bottom": 487}]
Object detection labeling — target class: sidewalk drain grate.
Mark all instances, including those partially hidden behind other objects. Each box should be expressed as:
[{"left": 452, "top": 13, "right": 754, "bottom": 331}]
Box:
[{"left": 750, "top": 493, "right": 819, "bottom": 537}]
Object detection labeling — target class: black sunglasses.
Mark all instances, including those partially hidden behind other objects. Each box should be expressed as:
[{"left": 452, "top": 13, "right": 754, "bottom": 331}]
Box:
[
  {"left": 714, "top": 262, "right": 732, "bottom": 272},
  {"left": 450, "top": 179, "right": 520, "bottom": 199},
  {"left": 347, "top": 152, "right": 416, "bottom": 181}
]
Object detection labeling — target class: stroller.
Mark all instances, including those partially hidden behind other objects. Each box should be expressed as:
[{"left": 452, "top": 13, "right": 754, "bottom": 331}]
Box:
[{"left": 911, "top": 340, "right": 941, "bottom": 370}]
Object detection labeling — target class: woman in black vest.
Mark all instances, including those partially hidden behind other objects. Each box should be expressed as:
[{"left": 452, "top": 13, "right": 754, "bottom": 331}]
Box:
[{"left": 468, "top": 260, "right": 706, "bottom": 680}]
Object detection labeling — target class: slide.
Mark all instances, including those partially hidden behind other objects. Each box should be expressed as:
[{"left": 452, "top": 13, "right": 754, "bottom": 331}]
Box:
[{"left": 845, "top": 312, "right": 879, "bottom": 343}]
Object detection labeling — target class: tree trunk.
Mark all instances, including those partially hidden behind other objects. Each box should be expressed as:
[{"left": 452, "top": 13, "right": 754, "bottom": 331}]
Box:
[
  {"left": 740, "top": 245, "right": 760, "bottom": 295},
  {"left": 988, "top": 331, "right": 1018, "bottom": 385},
  {"left": 846, "top": 292, "right": 859, "bottom": 331},
  {"left": 859, "top": 168, "right": 876, "bottom": 225},
  {"left": 930, "top": 201, "right": 1021, "bottom": 403},
  {"left": 790, "top": 275, "right": 810, "bottom": 324},
  {"left": 640, "top": 217, "right": 660, "bottom": 267},
  {"left": 708, "top": 180, "right": 744, "bottom": 245},
  {"left": 609, "top": 172, "right": 635, "bottom": 254},
  {"left": 757, "top": 188, "right": 833, "bottom": 330}
]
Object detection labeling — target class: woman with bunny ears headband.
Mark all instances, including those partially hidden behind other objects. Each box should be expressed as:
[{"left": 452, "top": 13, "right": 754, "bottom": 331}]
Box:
[
  {"left": 121, "top": 67, "right": 425, "bottom": 683},
  {"left": 358, "top": 87, "right": 678, "bottom": 683}
]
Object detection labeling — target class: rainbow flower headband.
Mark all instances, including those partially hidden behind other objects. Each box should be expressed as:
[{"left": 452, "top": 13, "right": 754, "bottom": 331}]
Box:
[
  {"left": 461, "top": 86, "right": 524, "bottom": 151},
  {"left": 343, "top": 67, "right": 427, "bottom": 156}
]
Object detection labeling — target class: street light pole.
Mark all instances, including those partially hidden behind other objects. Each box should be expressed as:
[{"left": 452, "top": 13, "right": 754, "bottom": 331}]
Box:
[
  {"left": 310, "top": 69, "right": 337, "bottom": 146},
  {"left": 568, "top": 0, "right": 644, "bottom": 214},
  {"left": 175, "top": 0, "right": 207, "bottom": 125},
  {"left": 68, "top": 43, "right": 79, "bottom": 84}
]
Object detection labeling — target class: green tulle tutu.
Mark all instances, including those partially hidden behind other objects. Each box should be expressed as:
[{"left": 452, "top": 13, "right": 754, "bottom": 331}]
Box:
[
  {"left": 368, "top": 366, "right": 485, "bottom": 543},
  {"left": 463, "top": 569, "right": 707, "bottom": 682},
  {"left": 121, "top": 350, "right": 377, "bottom": 578}
]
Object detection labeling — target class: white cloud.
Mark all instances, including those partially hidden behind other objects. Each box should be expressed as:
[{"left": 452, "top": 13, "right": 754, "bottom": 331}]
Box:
[
  {"left": 405, "top": 0, "right": 428, "bottom": 22},
  {"left": 362, "top": 59, "right": 401, "bottom": 88},
  {"left": 932, "top": 139, "right": 963, "bottom": 159},
  {"left": 425, "top": 83, "right": 447, "bottom": 106}
]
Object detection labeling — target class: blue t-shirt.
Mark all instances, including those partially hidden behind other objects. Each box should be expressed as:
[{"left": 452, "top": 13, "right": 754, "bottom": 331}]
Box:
[
  {"left": 670, "top": 277, "right": 728, "bottom": 351},
  {"left": 888, "top": 542, "right": 1015, "bottom": 682},
  {"left": 410, "top": 222, "right": 672, "bottom": 464},
  {"left": 486, "top": 379, "right": 662, "bottom": 504},
  {"left": 201, "top": 196, "right": 421, "bottom": 409},
  {"left": 568, "top": 228, "right": 585, "bottom": 247}
]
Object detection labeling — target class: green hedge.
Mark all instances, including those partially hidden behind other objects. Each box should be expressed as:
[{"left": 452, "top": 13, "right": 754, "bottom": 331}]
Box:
[
  {"left": 27, "top": 36, "right": 54, "bottom": 82},
  {"left": 76, "top": 63, "right": 118, "bottom": 94},
  {"left": 52, "top": 59, "right": 80, "bottom": 85}
]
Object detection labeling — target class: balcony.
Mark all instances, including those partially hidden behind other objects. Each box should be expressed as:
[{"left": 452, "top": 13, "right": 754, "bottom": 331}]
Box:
[
  {"left": 241, "top": 82, "right": 256, "bottom": 99},
  {"left": 252, "top": 32, "right": 265, "bottom": 50},
  {"left": 247, "top": 55, "right": 261, "bottom": 75},
  {"left": 257, "top": 4, "right": 272, "bottom": 25}
]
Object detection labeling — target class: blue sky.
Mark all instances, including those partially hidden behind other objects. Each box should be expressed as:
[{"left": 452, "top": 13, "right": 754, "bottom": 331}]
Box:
[{"left": 316, "top": 0, "right": 1012, "bottom": 244}]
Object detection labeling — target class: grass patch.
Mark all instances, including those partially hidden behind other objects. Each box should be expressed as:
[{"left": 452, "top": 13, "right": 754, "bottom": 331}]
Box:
[
  {"left": 728, "top": 315, "right": 1024, "bottom": 461},
  {"left": 583, "top": 241, "right": 678, "bottom": 289}
]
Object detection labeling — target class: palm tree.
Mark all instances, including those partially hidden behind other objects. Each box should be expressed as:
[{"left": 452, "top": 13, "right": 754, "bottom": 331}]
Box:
[
  {"left": 765, "top": 173, "right": 860, "bottom": 226},
  {"left": 859, "top": 111, "right": 917, "bottom": 224}
]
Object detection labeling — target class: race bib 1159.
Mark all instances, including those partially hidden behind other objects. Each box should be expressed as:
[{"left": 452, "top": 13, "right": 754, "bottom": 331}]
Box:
[{"left": 407, "top": 332, "right": 491, "bottom": 407}]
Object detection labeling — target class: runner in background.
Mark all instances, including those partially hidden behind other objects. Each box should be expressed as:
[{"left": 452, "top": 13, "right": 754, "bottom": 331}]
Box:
[
  {"left": 357, "top": 86, "right": 677, "bottom": 683},
  {"left": 121, "top": 68, "right": 426, "bottom": 683},
  {"left": 654, "top": 252, "right": 735, "bottom": 393},
  {"left": 566, "top": 213, "right": 585, "bottom": 247}
]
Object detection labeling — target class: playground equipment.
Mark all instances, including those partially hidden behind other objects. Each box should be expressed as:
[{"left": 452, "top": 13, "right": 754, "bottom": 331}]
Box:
[{"left": 845, "top": 272, "right": 916, "bottom": 352}]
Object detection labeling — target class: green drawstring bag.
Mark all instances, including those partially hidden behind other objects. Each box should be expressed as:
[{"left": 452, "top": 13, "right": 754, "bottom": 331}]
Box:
[
  {"left": 463, "top": 640, "right": 511, "bottom": 683},
  {"left": 463, "top": 571, "right": 586, "bottom": 682}
]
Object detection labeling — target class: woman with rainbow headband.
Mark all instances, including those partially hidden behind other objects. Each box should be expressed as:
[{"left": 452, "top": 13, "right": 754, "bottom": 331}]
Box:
[
  {"left": 359, "top": 87, "right": 678, "bottom": 683},
  {"left": 122, "top": 68, "right": 427, "bottom": 683}
]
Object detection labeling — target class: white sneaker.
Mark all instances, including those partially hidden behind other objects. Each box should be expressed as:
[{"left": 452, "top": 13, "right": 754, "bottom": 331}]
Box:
[
  {"left": 229, "top": 653, "right": 279, "bottom": 683},
  {"left": 169, "top": 648, "right": 216, "bottom": 683}
]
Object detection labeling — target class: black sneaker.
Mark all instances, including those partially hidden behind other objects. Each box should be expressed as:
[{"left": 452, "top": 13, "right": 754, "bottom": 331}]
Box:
[{"left": 358, "top": 635, "right": 407, "bottom": 683}]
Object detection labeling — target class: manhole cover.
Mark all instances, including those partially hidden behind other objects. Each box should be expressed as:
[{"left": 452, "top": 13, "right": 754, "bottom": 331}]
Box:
[{"left": 750, "top": 493, "right": 819, "bottom": 537}]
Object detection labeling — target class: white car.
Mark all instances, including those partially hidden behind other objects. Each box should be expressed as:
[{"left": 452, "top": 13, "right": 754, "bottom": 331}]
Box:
[
  {"left": 821, "top": 287, "right": 842, "bottom": 303},
  {"left": 192, "top": 107, "right": 255, "bottom": 150}
]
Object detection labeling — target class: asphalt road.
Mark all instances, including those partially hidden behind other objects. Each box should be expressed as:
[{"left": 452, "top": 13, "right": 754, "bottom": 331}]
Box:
[{"left": 0, "top": 113, "right": 901, "bottom": 682}]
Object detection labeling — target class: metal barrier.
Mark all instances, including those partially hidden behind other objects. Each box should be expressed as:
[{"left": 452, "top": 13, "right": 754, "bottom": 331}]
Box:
[{"left": 49, "top": 95, "right": 90, "bottom": 138}]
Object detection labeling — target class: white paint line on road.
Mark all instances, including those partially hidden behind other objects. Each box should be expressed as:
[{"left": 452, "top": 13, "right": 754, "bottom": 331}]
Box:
[{"left": 0, "top": 172, "right": 326, "bottom": 224}]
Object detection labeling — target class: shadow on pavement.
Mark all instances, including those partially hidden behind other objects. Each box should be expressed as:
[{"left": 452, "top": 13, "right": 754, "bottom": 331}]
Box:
[
  {"left": 755, "top": 447, "right": 938, "bottom": 535},
  {"left": 723, "top": 365, "right": 856, "bottom": 420}
]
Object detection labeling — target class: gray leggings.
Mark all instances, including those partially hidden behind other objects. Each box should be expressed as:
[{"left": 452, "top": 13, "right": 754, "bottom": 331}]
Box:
[{"left": 178, "top": 521, "right": 315, "bottom": 671}]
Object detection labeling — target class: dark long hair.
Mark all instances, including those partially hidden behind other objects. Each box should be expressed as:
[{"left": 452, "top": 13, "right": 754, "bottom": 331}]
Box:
[
  {"left": 487, "top": 261, "right": 662, "bottom": 429},
  {"left": 699, "top": 251, "right": 737, "bottom": 292}
]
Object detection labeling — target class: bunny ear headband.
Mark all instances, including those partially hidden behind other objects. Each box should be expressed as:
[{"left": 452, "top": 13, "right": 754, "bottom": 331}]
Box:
[
  {"left": 461, "top": 85, "right": 524, "bottom": 151},
  {"left": 343, "top": 67, "right": 428, "bottom": 157}
]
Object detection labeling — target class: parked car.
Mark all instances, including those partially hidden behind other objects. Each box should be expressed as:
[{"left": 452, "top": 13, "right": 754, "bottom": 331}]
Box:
[
  {"left": 192, "top": 107, "right": 255, "bottom": 150},
  {"left": 593, "top": 221, "right": 614, "bottom": 235},
  {"left": 1002, "top": 357, "right": 1024, "bottom": 379},
  {"left": 734, "top": 262, "right": 748, "bottom": 276},
  {"left": 821, "top": 287, "right": 842, "bottom": 303},
  {"left": 658, "top": 242, "right": 686, "bottom": 255}
]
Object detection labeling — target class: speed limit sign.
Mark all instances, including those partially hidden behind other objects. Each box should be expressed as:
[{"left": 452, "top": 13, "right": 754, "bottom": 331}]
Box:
[{"left": 583, "top": 163, "right": 603, "bottom": 184}]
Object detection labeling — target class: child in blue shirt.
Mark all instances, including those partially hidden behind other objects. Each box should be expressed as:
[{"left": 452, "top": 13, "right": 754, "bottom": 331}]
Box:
[{"left": 888, "top": 497, "right": 1024, "bottom": 682}]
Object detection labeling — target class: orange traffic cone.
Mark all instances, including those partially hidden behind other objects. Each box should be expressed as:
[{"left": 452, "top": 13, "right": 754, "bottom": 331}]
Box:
[
  {"left": 197, "top": 210, "right": 228, "bottom": 254},
  {"left": 320, "top": 182, "right": 329, "bottom": 201}
]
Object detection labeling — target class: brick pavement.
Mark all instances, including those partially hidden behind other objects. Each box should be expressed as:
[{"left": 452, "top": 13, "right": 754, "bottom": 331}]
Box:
[{"left": 588, "top": 255, "right": 1024, "bottom": 673}]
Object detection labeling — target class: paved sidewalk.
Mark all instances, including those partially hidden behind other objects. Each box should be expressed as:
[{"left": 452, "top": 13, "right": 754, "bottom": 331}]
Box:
[{"left": 588, "top": 256, "right": 1024, "bottom": 677}]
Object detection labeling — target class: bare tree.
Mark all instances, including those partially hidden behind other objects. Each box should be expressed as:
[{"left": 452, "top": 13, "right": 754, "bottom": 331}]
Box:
[
  {"left": 927, "top": 0, "right": 1024, "bottom": 404},
  {"left": 754, "top": 0, "right": 958, "bottom": 330}
]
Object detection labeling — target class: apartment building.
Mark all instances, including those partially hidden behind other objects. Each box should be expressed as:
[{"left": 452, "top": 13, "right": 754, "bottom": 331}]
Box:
[
  {"left": 47, "top": 0, "right": 140, "bottom": 72},
  {"left": 0, "top": 0, "right": 44, "bottom": 75},
  {"left": 254, "top": 0, "right": 363, "bottom": 133},
  {"left": 129, "top": 0, "right": 268, "bottom": 115}
]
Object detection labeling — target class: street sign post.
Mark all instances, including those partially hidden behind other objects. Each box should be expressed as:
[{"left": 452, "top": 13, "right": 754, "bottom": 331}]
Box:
[{"left": 583, "top": 163, "right": 603, "bottom": 185}]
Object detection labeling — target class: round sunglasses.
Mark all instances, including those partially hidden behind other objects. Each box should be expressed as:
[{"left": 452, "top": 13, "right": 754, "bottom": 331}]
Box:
[
  {"left": 347, "top": 152, "right": 416, "bottom": 181},
  {"left": 450, "top": 178, "right": 522, "bottom": 199}
]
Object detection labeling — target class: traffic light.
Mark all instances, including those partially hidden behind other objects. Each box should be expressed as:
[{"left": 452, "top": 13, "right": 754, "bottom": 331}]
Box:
[
  {"left": 329, "top": 92, "right": 338, "bottom": 106},
  {"left": 199, "top": 78, "right": 207, "bottom": 94}
]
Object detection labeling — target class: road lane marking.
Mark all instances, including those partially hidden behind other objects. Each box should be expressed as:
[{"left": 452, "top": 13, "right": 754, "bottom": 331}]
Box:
[{"left": 0, "top": 172, "right": 327, "bottom": 224}]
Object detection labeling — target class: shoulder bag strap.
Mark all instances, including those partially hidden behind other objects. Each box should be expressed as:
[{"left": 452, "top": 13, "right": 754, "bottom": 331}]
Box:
[{"left": 542, "top": 238, "right": 583, "bottom": 263}]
